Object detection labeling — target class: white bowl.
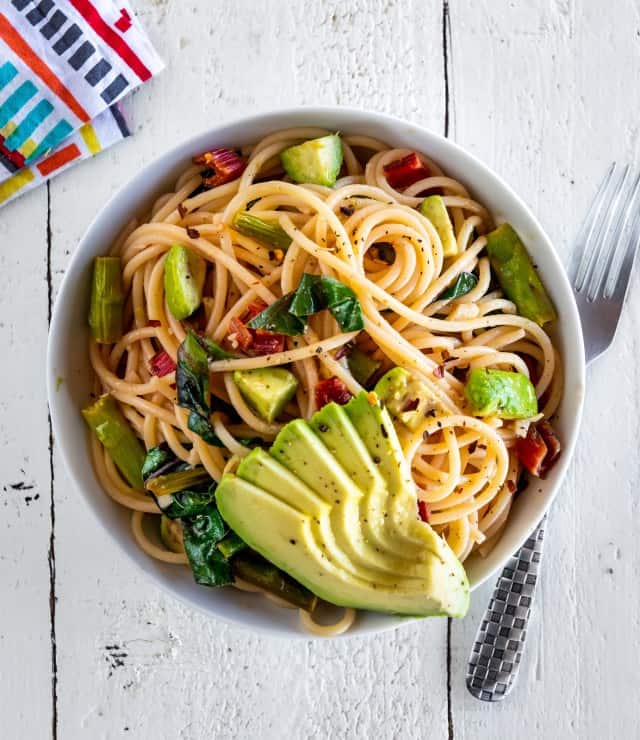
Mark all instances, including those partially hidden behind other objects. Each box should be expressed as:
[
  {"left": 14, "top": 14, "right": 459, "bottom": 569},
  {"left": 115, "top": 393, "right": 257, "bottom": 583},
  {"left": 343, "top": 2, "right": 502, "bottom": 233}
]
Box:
[{"left": 47, "top": 107, "right": 585, "bottom": 638}]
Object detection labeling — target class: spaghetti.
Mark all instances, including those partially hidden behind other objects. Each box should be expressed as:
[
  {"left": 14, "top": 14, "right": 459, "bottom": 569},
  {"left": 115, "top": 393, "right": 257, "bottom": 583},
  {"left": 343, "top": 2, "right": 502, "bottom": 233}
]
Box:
[{"left": 87, "top": 127, "right": 562, "bottom": 635}]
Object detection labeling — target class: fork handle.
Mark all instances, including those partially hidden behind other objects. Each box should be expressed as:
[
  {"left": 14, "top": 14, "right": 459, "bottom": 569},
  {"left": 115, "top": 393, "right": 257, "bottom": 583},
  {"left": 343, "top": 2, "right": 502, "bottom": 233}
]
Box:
[{"left": 466, "top": 516, "right": 546, "bottom": 701}]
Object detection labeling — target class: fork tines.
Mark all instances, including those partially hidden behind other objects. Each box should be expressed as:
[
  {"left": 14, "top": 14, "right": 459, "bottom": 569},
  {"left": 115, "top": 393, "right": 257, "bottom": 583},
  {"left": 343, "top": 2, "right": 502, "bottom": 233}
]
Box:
[{"left": 571, "top": 163, "right": 640, "bottom": 302}]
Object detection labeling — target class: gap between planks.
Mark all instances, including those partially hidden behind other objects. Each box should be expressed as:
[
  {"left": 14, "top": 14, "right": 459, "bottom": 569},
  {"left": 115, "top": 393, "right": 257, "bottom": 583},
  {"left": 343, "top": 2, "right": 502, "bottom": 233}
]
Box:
[{"left": 46, "top": 181, "right": 58, "bottom": 740}]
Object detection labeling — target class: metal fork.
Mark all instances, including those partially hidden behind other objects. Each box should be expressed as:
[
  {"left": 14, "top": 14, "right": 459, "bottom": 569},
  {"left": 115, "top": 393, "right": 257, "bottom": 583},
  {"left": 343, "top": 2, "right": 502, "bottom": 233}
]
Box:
[{"left": 466, "top": 163, "right": 640, "bottom": 702}]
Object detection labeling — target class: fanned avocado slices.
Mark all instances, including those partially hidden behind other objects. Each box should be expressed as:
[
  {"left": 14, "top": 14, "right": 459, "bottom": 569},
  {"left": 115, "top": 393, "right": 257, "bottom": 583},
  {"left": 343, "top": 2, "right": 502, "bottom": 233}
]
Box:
[{"left": 216, "top": 392, "right": 469, "bottom": 617}]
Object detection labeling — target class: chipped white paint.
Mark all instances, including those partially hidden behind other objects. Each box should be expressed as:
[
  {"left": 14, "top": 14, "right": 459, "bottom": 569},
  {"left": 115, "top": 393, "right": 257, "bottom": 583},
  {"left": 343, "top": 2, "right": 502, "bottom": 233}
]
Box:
[{"left": 0, "top": 1, "right": 638, "bottom": 738}]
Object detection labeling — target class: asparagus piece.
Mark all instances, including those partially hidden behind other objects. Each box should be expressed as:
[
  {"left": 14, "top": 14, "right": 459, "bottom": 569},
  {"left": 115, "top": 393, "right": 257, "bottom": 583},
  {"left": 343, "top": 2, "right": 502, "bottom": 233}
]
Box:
[
  {"left": 82, "top": 394, "right": 145, "bottom": 489},
  {"left": 232, "top": 212, "right": 292, "bottom": 249},
  {"left": 88, "top": 257, "right": 124, "bottom": 343},
  {"left": 232, "top": 551, "right": 318, "bottom": 612},
  {"left": 145, "top": 467, "right": 211, "bottom": 497},
  {"left": 347, "top": 347, "right": 381, "bottom": 388},
  {"left": 486, "top": 223, "right": 557, "bottom": 325},
  {"left": 164, "top": 244, "right": 206, "bottom": 320}
]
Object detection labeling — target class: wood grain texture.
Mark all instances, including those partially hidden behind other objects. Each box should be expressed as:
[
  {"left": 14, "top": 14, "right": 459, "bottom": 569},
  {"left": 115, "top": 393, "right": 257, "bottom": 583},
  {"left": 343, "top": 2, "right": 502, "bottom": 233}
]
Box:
[
  {"left": 1, "top": 0, "right": 639, "bottom": 738},
  {"left": 449, "top": 2, "right": 640, "bottom": 738},
  {"left": 0, "top": 187, "right": 52, "bottom": 737},
  {"left": 47, "top": 2, "right": 449, "bottom": 739}
]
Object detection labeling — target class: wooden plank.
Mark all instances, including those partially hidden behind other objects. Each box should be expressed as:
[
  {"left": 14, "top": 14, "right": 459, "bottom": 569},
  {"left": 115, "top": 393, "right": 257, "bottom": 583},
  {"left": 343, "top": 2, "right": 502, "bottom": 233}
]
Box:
[
  {"left": 449, "top": 1, "right": 640, "bottom": 736},
  {"left": 0, "top": 186, "right": 52, "bottom": 736},
  {"left": 49, "top": 1, "right": 451, "bottom": 738}
]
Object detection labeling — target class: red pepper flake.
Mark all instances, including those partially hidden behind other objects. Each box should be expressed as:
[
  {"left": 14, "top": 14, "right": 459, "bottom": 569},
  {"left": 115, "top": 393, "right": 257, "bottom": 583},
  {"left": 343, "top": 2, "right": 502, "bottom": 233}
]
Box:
[
  {"left": 468, "top": 440, "right": 477, "bottom": 454},
  {"left": 433, "top": 365, "right": 444, "bottom": 379},
  {"left": 177, "top": 203, "right": 188, "bottom": 219},
  {"left": 149, "top": 350, "right": 176, "bottom": 377},
  {"left": 315, "top": 377, "right": 352, "bottom": 408},
  {"left": 334, "top": 342, "right": 354, "bottom": 361},
  {"left": 148, "top": 319, "right": 161, "bottom": 327},
  {"left": 515, "top": 424, "right": 548, "bottom": 477},
  {"left": 227, "top": 317, "right": 253, "bottom": 351},
  {"left": 383, "top": 152, "right": 430, "bottom": 190},
  {"left": 537, "top": 421, "right": 561, "bottom": 474},
  {"left": 193, "top": 148, "right": 247, "bottom": 188},
  {"left": 186, "top": 227, "right": 200, "bottom": 239},
  {"left": 402, "top": 398, "right": 420, "bottom": 412},
  {"left": 226, "top": 306, "right": 286, "bottom": 356},
  {"left": 507, "top": 479, "right": 516, "bottom": 493},
  {"left": 250, "top": 330, "right": 285, "bottom": 355},
  {"left": 417, "top": 500, "right": 431, "bottom": 523},
  {"left": 441, "top": 349, "right": 451, "bottom": 361},
  {"left": 242, "top": 301, "right": 268, "bottom": 323}
]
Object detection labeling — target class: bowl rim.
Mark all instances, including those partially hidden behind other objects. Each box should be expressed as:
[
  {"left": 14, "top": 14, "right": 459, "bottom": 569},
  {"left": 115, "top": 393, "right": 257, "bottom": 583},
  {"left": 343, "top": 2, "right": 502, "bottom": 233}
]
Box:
[{"left": 46, "top": 105, "right": 585, "bottom": 638}]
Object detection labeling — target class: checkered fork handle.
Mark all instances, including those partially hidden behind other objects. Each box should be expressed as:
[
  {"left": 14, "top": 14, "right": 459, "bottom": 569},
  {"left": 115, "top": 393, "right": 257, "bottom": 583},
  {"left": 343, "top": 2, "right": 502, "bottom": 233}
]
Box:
[{"left": 466, "top": 517, "right": 546, "bottom": 701}]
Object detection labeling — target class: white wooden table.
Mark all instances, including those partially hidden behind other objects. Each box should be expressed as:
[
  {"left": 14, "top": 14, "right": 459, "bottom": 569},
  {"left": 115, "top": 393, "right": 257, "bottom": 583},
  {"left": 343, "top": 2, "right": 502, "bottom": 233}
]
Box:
[{"left": 2, "top": 1, "right": 638, "bottom": 737}]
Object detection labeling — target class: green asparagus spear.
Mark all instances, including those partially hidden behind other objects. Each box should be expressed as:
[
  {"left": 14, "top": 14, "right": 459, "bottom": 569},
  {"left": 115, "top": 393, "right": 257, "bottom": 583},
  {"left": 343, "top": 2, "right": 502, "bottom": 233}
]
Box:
[
  {"left": 347, "top": 347, "right": 381, "bottom": 388},
  {"left": 88, "top": 257, "right": 124, "bottom": 343},
  {"left": 145, "top": 467, "right": 211, "bottom": 497},
  {"left": 486, "top": 223, "right": 557, "bottom": 325},
  {"left": 82, "top": 394, "right": 145, "bottom": 489},
  {"left": 232, "top": 212, "right": 292, "bottom": 249},
  {"left": 232, "top": 551, "right": 318, "bottom": 612},
  {"left": 164, "top": 244, "right": 206, "bottom": 320}
]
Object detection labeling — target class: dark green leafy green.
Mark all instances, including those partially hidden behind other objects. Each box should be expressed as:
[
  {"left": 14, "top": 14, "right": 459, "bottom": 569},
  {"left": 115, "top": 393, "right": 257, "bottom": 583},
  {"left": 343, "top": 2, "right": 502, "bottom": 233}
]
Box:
[
  {"left": 187, "top": 410, "right": 224, "bottom": 446},
  {"left": 177, "top": 332, "right": 210, "bottom": 419},
  {"left": 199, "top": 335, "right": 236, "bottom": 360},
  {"left": 145, "top": 467, "right": 211, "bottom": 497},
  {"left": 440, "top": 272, "right": 478, "bottom": 300},
  {"left": 176, "top": 331, "right": 238, "bottom": 444},
  {"left": 288, "top": 272, "right": 324, "bottom": 317},
  {"left": 316, "top": 275, "right": 364, "bottom": 332},
  {"left": 141, "top": 444, "right": 175, "bottom": 480},
  {"left": 158, "top": 487, "right": 215, "bottom": 519},
  {"left": 248, "top": 273, "right": 364, "bottom": 336},
  {"left": 182, "top": 504, "right": 233, "bottom": 586},
  {"left": 246, "top": 293, "right": 306, "bottom": 336}
]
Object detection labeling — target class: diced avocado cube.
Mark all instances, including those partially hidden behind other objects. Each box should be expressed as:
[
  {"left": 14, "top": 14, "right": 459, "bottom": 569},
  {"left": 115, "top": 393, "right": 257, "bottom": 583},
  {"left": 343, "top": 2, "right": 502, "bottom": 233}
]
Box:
[
  {"left": 164, "top": 244, "right": 206, "bottom": 320},
  {"left": 280, "top": 134, "right": 343, "bottom": 187},
  {"left": 374, "top": 367, "right": 440, "bottom": 430},
  {"left": 465, "top": 368, "right": 538, "bottom": 419},
  {"left": 233, "top": 368, "right": 298, "bottom": 423},
  {"left": 486, "top": 223, "right": 556, "bottom": 326},
  {"left": 420, "top": 195, "right": 457, "bottom": 257}
]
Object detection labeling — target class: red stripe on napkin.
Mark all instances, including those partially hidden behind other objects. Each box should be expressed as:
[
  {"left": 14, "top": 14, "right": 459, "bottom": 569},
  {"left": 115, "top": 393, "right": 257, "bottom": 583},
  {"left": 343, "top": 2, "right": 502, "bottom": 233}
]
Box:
[
  {"left": 37, "top": 143, "right": 82, "bottom": 176},
  {"left": 68, "top": 0, "right": 152, "bottom": 81}
]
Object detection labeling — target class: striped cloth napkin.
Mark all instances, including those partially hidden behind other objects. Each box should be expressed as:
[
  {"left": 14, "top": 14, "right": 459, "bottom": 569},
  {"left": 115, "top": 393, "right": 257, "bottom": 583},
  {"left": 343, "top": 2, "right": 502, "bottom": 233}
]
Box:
[{"left": 0, "top": 0, "right": 163, "bottom": 207}]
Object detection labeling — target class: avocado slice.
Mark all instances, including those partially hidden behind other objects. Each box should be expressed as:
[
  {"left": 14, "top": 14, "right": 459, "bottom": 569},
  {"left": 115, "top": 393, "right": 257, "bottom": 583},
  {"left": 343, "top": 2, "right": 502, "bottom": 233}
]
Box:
[
  {"left": 216, "top": 392, "right": 469, "bottom": 617},
  {"left": 375, "top": 367, "right": 441, "bottom": 430},
  {"left": 465, "top": 368, "right": 538, "bottom": 419},
  {"left": 233, "top": 368, "right": 298, "bottom": 423},
  {"left": 420, "top": 195, "right": 457, "bottom": 257},
  {"left": 280, "top": 135, "right": 343, "bottom": 187},
  {"left": 486, "top": 223, "right": 556, "bottom": 326},
  {"left": 164, "top": 244, "right": 206, "bottom": 320}
]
